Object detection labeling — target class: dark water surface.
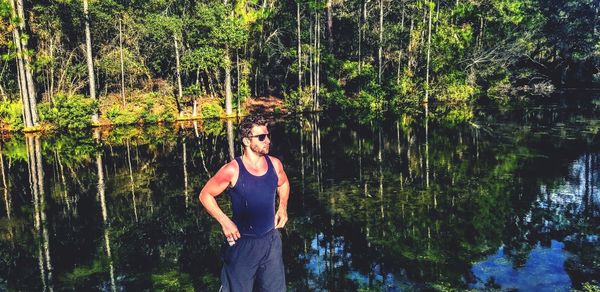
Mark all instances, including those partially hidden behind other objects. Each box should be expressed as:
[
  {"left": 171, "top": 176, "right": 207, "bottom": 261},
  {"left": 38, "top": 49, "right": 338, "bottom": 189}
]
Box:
[{"left": 1, "top": 101, "right": 600, "bottom": 291}]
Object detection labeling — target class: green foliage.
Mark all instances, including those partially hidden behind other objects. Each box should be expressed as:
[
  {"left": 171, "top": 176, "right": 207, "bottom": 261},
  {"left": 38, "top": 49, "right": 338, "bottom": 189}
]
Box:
[
  {"left": 431, "top": 104, "right": 474, "bottom": 126},
  {"left": 322, "top": 61, "right": 385, "bottom": 115},
  {"left": 0, "top": 0, "right": 595, "bottom": 126},
  {"left": 106, "top": 105, "right": 139, "bottom": 125},
  {"left": 183, "top": 84, "right": 203, "bottom": 97},
  {"left": 391, "top": 70, "right": 421, "bottom": 113},
  {"left": 189, "top": 3, "right": 248, "bottom": 51},
  {"left": 151, "top": 270, "right": 194, "bottom": 292},
  {"left": 202, "top": 118, "right": 224, "bottom": 136},
  {"left": 0, "top": 1, "right": 12, "bottom": 47},
  {"left": 237, "top": 59, "right": 251, "bottom": 100},
  {"left": 39, "top": 94, "right": 97, "bottom": 129},
  {"left": 582, "top": 282, "right": 600, "bottom": 292},
  {"left": 1, "top": 136, "right": 27, "bottom": 161},
  {"left": 104, "top": 92, "right": 176, "bottom": 125},
  {"left": 432, "top": 22, "right": 474, "bottom": 74},
  {"left": 141, "top": 93, "right": 177, "bottom": 123},
  {"left": 61, "top": 260, "right": 104, "bottom": 285},
  {"left": 0, "top": 100, "right": 23, "bottom": 130},
  {"left": 487, "top": 75, "right": 513, "bottom": 104},
  {"left": 284, "top": 86, "right": 314, "bottom": 112},
  {"left": 181, "top": 46, "right": 222, "bottom": 78},
  {"left": 97, "top": 48, "right": 150, "bottom": 82},
  {"left": 434, "top": 79, "right": 477, "bottom": 104},
  {"left": 200, "top": 100, "right": 224, "bottom": 119}
]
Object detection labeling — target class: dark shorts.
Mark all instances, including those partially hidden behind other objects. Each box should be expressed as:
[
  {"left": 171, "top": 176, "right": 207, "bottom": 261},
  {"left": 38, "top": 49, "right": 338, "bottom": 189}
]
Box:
[{"left": 220, "top": 229, "right": 285, "bottom": 292}]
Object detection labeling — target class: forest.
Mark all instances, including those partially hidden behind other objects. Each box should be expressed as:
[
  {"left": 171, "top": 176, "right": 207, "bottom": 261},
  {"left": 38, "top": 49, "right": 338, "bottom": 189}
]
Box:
[{"left": 0, "top": 0, "right": 598, "bottom": 131}]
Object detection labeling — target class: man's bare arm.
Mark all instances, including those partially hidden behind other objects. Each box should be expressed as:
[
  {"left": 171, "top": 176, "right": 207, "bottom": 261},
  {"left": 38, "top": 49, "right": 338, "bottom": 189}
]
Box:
[
  {"left": 199, "top": 162, "right": 241, "bottom": 240},
  {"left": 272, "top": 157, "right": 290, "bottom": 229}
]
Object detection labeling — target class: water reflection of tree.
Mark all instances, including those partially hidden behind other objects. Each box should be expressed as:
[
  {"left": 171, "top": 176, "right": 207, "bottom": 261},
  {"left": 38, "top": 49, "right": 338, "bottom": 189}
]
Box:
[
  {"left": 284, "top": 115, "right": 578, "bottom": 289},
  {"left": 26, "top": 135, "right": 54, "bottom": 291},
  {"left": 1, "top": 114, "right": 600, "bottom": 290}
]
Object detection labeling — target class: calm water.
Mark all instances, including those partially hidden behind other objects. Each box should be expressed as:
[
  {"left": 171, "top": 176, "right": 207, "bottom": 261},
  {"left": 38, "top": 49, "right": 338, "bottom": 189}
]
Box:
[{"left": 1, "top": 100, "right": 600, "bottom": 291}]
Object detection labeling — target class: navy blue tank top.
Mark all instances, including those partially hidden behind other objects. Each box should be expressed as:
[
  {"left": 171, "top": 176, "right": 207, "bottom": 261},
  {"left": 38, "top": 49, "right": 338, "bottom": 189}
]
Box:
[{"left": 230, "top": 156, "right": 278, "bottom": 237}]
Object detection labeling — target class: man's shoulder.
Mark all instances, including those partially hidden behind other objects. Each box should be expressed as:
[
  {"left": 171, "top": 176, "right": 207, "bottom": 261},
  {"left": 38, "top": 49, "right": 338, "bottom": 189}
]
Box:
[
  {"left": 219, "top": 159, "right": 240, "bottom": 175},
  {"left": 267, "top": 155, "right": 284, "bottom": 169},
  {"left": 267, "top": 155, "right": 281, "bottom": 163}
]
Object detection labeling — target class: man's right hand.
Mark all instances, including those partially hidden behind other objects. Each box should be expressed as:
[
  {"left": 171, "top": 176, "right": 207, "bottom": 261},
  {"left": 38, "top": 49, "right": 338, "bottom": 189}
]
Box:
[{"left": 220, "top": 217, "right": 241, "bottom": 241}]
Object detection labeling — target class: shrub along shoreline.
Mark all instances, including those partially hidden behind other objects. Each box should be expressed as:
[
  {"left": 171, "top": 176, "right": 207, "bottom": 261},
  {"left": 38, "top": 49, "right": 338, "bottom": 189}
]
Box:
[{"left": 0, "top": 92, "right": 284, "bottom": 133}]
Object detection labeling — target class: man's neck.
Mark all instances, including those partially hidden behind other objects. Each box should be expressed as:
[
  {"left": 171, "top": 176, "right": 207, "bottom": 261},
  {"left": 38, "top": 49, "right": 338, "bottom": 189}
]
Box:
[{"left": 242, "top": 150, "right": 265, "bottom": 167}]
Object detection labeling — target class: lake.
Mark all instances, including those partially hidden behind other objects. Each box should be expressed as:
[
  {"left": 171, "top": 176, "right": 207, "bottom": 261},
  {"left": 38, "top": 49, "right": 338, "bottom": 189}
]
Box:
[{"left": 1, "top": 97, "right": 600, "bottom": 291}]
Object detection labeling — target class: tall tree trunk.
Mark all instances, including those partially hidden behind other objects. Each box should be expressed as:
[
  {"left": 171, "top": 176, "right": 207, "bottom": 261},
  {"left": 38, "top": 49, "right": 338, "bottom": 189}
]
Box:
[
  {"left": 119, "top": 17, "right": 126, "bottom": 106},
  {"left": 236, "top": 51, "right": 241, "bottom": 116},
  {"left": 326, "top": 0, "right": 333, "bottom": 48},
  {"left": 10, "top": 0, "right": 38, "bottom": 128},
  {"left": 174, "top": 34, "right": 183, "bottom": 116},
  {"left": 315, "top": 10, "right": 320, "bottom": 110},
  {"left": 17, "top": 0, "right": 38, "bottom": 126},
  {"left": 224, "top": 49, "right": 233, "bottom": 116},
  {"left": 309, "top": 17, "right": 313, "bottom": 98},
  {"left": 407, "top": 18, "right": 414, "bottom": 71},
  {"left": 297, "top": 1, "right": 302, "bottom": 103},
  {"left": 49, "top": 38, "right": 54, "bottom": 104},
  {"left": 477, "top": 16, "right": 484, "bottom": 50},
  {"left": 397, "top": 51, "right": 402, "bottom": 84},
  {"left": 83, "top": 0, "right": 98, "bottom": 123},
  {"left": 378, "top": 0, "right": 384, "bottom": 85},
  {"left": 0, "top": 85, "right": 4, "bottom": 102},
  {"left": 358, "top": 1, "right": 362, "bottom": 74},
  {"left": 425, "top": 1, "right": 433, "bottom": 105},
  {"left": 13, "top": 31, "right": 32, "bottom": 128}
]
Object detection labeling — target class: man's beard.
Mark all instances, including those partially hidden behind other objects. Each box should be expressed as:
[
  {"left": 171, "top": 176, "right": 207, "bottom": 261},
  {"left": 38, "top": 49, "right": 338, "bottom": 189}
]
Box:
[{"left": 250, "top": 143, "right": 269, "bottom": 155}]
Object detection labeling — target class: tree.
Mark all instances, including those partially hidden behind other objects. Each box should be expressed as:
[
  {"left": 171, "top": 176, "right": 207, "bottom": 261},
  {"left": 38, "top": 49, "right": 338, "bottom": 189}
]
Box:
[
  {"left": 83, "top": 0, "right": 98, "bottom": 123},
  {"left": 7, "top": 0, "right": 38, "bottom": 129}
]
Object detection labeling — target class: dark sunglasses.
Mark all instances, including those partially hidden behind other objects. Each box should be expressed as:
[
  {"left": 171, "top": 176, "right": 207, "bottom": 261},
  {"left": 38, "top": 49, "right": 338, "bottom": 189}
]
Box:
[{"left": 248, "top": 133, "right": 270, "bottom": 141}]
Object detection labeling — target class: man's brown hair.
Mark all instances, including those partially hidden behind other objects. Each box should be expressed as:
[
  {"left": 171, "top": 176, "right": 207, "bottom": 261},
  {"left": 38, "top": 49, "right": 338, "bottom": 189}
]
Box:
[{"left": 238, "top": 114, "right": 268, "bottom": 141}]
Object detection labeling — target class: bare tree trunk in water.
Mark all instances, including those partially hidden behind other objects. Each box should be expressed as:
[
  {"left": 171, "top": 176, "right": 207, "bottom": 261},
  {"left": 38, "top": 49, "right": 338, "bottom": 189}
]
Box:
[
  {"left": 96, "top": 145, "right": 117, "bottom": 292},
  {"left": 193, "top": 121, "right": 212, "bottom": 176},
  {"left": 126, "top": 140, "right": 138, "bottom": 222},
  {"left": 227, "top": 119, "right": 235, "bottom": 160},
  {"left": 182, "top": 139, "right": 189, "bottom": 208},
  {"left": 27, "top": 135, "right": 53, "bottom": 290},
  {"left": 0, "top": 146, "right": 10, "bottom": 221},
  {"left": 83, "top": 0, "right": 98, "bottom": 123}
]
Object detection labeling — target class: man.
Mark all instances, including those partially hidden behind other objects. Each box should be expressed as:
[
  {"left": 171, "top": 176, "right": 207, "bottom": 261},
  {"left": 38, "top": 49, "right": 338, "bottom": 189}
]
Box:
[{"left": 199, "top": 114, "right": 290, "bottom": 292}]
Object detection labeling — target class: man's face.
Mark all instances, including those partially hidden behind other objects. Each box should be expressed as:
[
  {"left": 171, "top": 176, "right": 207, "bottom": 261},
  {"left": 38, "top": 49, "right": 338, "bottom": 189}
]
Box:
[{"left": 247, "top": 125, "right": 270, "bottom": 155}]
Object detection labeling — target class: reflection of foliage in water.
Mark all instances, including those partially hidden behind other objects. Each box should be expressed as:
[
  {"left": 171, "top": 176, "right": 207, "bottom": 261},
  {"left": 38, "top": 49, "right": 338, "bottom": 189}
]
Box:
[
  {"left": 1, "top": 102, "right": 600, "bottom": 290},
  {"left": 282, "top": 107, "right": 600, "bottom": 289}
]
